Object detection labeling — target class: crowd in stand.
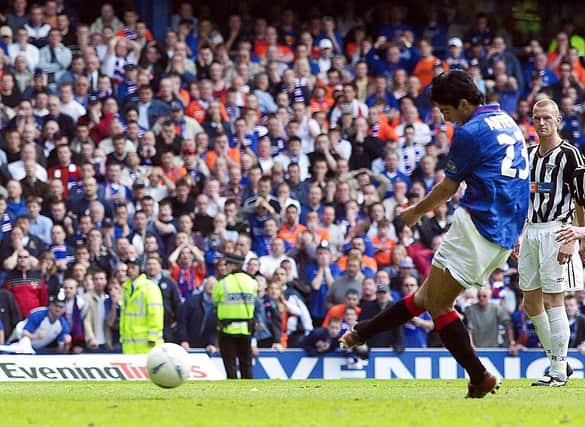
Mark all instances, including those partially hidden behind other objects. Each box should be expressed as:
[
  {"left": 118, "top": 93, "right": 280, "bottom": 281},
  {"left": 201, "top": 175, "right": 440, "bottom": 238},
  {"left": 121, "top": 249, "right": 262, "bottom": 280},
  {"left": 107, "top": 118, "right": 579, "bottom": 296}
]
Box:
[{"left": 0, "top": 0, "right": 585, "bottom": 355}]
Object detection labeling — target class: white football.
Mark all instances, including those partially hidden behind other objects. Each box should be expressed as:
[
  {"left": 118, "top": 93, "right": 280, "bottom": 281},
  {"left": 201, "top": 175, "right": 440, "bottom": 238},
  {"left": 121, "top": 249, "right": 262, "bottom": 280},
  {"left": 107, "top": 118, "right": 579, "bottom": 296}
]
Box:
[{"left": 146, "top": 343, "right": 192, "bottom": 388}]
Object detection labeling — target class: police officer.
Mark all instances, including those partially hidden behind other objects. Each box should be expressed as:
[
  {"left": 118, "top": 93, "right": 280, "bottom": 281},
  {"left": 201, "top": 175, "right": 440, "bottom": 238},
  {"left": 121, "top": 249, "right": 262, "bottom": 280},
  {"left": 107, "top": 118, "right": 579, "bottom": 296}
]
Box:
[
  {"left": 120, "top": 259, "right": 164, "bottom": 354},
  {"left": 213, "top": 252, "right": 258, "bottom": 379}
]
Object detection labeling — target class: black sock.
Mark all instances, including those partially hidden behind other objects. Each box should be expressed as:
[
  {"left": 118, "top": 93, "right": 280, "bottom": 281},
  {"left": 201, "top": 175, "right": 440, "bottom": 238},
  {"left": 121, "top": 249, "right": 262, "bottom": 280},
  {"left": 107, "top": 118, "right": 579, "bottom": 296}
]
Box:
[
  {"left": 438, "top": 317, "right": 486, "bottom": 384},
  {"left": 355, "top": 299, "right": 414, "bottom": 341}
]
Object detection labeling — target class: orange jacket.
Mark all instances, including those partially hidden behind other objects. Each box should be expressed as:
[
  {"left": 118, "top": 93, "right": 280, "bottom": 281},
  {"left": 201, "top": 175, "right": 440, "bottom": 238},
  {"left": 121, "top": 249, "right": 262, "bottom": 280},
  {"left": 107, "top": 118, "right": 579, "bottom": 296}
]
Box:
[
  {"left": 371, "top": 236, "right": 397, "bottom": 267},
  {"left": 337, "top": 255, "right": 377, "bottom": 272},
  {"left": 205, "top": 148, "right": 240, "bottom": 171},
  {"left": 278, "top": 223, "right": 307, "bottom": 247},
  {"left": 322, "top": 304, "right": 362, "bottom": 327},
  {"left": 413, "top": 57, "right": 448, "bottom": 90}
]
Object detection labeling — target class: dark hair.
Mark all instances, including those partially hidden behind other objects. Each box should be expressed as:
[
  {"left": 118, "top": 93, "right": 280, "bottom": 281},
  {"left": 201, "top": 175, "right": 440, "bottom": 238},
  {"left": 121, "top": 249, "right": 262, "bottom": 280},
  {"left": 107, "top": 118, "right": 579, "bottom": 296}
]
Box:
[
  {"left": 159, "top": 198, "right": 173, "bottom": 208},
  {"left": 429, "top": 70, "right": 484, "bottom": 108},
  {"left": 345, "top": 288, "right": 359, "bottom": 297}
]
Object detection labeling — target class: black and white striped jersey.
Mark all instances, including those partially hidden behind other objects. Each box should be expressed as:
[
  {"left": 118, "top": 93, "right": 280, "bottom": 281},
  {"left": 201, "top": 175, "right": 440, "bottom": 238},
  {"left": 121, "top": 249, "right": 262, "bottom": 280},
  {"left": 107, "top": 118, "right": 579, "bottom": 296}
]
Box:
[{"left": 527, "top": 141, "right": 585, "bottom": 223}]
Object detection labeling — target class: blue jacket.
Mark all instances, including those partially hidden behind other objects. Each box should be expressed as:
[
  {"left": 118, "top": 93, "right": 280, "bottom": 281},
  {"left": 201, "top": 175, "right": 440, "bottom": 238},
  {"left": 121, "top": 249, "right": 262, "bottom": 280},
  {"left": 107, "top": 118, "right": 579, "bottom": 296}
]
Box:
[
  {"left": 302, "top": 327, "right": 339, "bottom": 356},
  {"left": 132, "top": 99, "right": 171, "bottom": 129},
  {"left": 177, "top": 292, "right": 217, "bottom": 348}
]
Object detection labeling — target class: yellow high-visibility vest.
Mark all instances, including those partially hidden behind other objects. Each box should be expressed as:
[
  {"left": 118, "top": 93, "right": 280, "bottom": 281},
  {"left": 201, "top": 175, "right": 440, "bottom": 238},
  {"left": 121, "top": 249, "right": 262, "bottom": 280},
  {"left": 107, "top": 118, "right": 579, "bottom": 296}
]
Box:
[{"left": 120, "top": 274, "right": 164, "bottom": 354}]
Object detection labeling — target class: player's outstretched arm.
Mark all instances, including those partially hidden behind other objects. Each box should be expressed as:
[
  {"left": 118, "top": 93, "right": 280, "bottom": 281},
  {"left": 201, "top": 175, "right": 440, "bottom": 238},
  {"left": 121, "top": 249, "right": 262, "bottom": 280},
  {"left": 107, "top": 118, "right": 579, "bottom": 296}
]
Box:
[{"left": 400, "top": 177, "right": 460, "bottom": 226}]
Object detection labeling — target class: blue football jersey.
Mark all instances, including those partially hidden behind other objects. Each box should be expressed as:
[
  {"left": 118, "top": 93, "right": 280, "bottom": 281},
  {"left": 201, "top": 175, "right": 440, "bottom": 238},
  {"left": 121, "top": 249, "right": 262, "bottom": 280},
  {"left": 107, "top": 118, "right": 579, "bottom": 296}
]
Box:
[{"left": 444, "top": 104, "right": 530, "bottom": 249}]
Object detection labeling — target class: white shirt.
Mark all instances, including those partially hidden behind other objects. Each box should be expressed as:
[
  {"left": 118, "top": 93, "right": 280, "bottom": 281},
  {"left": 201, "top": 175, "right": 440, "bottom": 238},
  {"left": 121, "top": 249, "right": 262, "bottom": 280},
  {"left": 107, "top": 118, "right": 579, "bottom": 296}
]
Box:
[
  {"left": 333, "top": 138, "right": 352, "bottom": 160},
  {"left": 395, "top": 122, "right": 433, "bottom": 146},
  {"left": 28, "top": 312, "right": 66, "bottom": 350},
  {"left": 60, "top": 100, "right": 86, "bottom": 122},
  {"left": 397, "top": 143, "right": 425, "bottom": 176},
  {"left": 8, "top": 161, "right": 47, "bottom": 181},
  {"left": 259, "top": 255, "right": 298, "bottom": 279},
  {"left": 94, "top": 293, "right": 107, "bottom": 345},
  {"left": 98, "top": 137, "right": 137, "bottom": 155},
  {"left": 330, "top": 99, "right": 368, "bottom": 127},
  {"left": 8, "top": 43, "right": 40, "bottom": 71},
  {"left": 258, "top": 156, "right": 274, "bottom": 175},
  {"left": 297, "top": 115, "right": 320, "bottom": 155},
  {"left": 273, "top": 152, "right": 310, "bottom": 181},
  {"left": 138, "top": 102, "right": 150, "bottom": 130},
  {"left": 101, "top": 52, "right": 137, "bottom": 78},
  {"left": 317, "top": 57, "right": 331, "bottom": 73}
]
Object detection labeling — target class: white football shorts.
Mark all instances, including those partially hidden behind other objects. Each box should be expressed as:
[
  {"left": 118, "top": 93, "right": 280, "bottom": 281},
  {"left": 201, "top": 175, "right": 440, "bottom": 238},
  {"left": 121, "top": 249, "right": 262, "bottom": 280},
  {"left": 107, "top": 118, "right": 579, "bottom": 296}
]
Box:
[
  {"left": 432, "top": 207, "right": 511, "bottom": 288},
  {"left": 519, "top": 221, "right": 584, "bottom": 293}
]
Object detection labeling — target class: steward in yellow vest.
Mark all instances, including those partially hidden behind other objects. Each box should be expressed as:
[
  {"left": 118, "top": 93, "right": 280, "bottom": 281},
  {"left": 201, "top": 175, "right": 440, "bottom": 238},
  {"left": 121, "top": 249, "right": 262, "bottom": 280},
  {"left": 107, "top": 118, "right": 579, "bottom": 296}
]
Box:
[
  {"left": 120, "top": 259, "right": 164, "bottom": 354},
  {"left": 213, "top": 252, "right": 258, "bottom": 379}
]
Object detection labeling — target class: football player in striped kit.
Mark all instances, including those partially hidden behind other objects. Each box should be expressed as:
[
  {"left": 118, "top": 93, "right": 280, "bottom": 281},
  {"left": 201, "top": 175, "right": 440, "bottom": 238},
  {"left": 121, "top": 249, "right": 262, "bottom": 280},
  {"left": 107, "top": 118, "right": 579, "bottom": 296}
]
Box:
[{"left": 516, "top": 98, "right": 585, "bottom": 387}]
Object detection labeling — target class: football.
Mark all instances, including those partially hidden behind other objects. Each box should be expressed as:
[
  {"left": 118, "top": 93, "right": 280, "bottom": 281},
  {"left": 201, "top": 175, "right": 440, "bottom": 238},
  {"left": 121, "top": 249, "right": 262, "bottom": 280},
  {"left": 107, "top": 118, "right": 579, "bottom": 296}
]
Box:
[{"left": 146, "top": 343, "right": 192, "bottom": 388}]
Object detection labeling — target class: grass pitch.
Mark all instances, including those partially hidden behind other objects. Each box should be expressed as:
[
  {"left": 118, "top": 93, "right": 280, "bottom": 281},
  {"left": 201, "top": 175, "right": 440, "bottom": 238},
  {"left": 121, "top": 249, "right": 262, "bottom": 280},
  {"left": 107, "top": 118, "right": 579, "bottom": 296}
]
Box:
[{"left": 1, "top": 380, "right": 584, "bottom": 426}]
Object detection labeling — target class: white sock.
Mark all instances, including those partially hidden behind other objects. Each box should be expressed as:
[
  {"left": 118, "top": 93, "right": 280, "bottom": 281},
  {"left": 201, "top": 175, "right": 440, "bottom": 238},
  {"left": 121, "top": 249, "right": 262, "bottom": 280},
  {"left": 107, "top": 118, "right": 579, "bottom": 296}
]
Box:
[
  {"left": 547, "top": 306, "right": 570, "bottom": 381},
  {"left": 528, "top": 311, "right": 551, "bottom": 362}
]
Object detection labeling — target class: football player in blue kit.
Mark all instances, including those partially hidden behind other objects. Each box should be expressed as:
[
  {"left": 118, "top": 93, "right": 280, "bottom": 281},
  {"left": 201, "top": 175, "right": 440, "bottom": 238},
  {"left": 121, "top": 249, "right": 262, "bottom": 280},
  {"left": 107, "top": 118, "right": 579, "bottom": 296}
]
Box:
[{"left": 341, "top": 70, "right": 530, "bottom": 398}]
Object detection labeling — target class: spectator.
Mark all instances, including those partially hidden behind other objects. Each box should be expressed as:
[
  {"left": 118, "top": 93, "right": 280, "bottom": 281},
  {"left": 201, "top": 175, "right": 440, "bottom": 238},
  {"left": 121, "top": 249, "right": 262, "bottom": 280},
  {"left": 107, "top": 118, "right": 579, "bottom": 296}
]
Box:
[
  {"left": 327, "top": 255, "right": 363, "bottom": 307},
  {"left": 178, "top": 276, "right": 218, "bottom": 351},
  {"left": 253, "top": 276, "right": 282, "bottom": 350},
  {"left": 24, "top": 4, "right": 51, "bottom": 48},
  {"left": 62, "top": 277, "right": 86, "bottom": 353},
  {"left": 301, "top": 316, "right": 341, "bottom": 356},
  {"left": 0, "top": 287, "right": 22, "bottom": 340},
  {"left": 322, "top": 288, "right": 361, "bottom": 327},
  {"left": 259, "top": 238, "right": 297, "bottom": 280},
  {"left": 90, "top": 3, "right": 124, "bottom": 35},
  {"left": 168, "top": 242, "right": 206, "bottom": 300},
  {"left": 39, "top": 29, "right": 72, "bottom": 86},
  {"left": 465, "top": 288, "right": 515, "bottom": 352},
  {"left": 19, "top": 290, "right": 71, "bottom": 353},
  {"left": 566, "top": 294, "right": 585, "bottom": 354},
  {"left": 83, "top": 268, "right": 111, "bottom": 351},
  {"left": 145, "top": 255, "right": 181, "bottom": 343},
  {"left": 306, "top": 241, "right": 341, "bottom": 325},
  {"left": 8, "top": 27, "right": 39, "bottom": 71},
  {"left": 359, "top": 284, "right": 404, "bottom": 350},
  {"left": 2, "top": 248, "right": 46, "bottom": 317},
  {"left": 400, "top": 277, "right": 434, "bottom": 348}
]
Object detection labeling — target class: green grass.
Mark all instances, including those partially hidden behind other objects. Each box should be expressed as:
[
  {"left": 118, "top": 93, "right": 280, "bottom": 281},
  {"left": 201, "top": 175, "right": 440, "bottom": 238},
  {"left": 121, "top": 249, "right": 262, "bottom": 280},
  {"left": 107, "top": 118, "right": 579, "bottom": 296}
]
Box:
[{"left": 1, "top": 380, "right": 584, "bottom": 426}]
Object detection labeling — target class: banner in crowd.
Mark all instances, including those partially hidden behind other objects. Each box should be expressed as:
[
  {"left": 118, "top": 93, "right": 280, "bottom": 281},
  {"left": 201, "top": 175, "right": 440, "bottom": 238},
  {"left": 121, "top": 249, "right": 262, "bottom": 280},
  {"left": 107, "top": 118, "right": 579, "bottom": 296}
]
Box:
[
  {"left": 0, "top": 354, "right": 224, "bottom": 381},
  {"left": 208, "top": 349, "right": 585, "bottom": 380}
]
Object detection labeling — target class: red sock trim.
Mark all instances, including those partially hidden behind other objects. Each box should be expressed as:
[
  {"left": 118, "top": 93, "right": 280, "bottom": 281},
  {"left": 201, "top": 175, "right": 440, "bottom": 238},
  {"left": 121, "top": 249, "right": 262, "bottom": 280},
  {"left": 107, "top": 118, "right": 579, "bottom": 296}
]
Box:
[
  {"left": 404, "top": 294, "right": 424, "bottom": 316},
  {"left": 435, "top": 310, "right": 459, "bottom": 331}
]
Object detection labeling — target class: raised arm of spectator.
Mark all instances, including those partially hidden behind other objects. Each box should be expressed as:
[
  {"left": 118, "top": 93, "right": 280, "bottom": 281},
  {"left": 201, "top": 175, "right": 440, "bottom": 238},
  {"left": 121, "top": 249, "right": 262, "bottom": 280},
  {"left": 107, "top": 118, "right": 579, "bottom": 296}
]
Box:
[
  {"left": 322, "top": 147, "right": 338, "bottom": 172},
  {"left": 2, "top": 249, "right": 19, "bottom": 271},
  {"left": 310, "top": 267, "right": 325, "bottom": 291},
  {"left": 189, "top": 244, "right": 205, "bottom": 264},
  {"left": 412, "top": 315, "right": 434, "bottom": 332},
  {"left": 168, "top": 242, "right": 188, "bottom": 265},
  {"left": 153, "top": 216, "right": 176, "bottom": 235},
  {"left": 107, "top": 35, "right": 121, "bottom": 55},
  {"left": 371, "top": 171, "right": 391, "bottom": 200},
  {"left": 128, "top": 39, "right": 143, "bottom": 58}
]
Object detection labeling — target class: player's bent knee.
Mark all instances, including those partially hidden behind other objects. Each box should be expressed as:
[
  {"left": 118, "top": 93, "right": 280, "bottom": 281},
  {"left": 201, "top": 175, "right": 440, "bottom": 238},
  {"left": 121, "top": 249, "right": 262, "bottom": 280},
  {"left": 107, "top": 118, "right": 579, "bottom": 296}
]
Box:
[
  {"left": 543, "top": 292, "right": 564, "bottom": 309},
  {"left": 426, "top": 303, "right": 454, "bottom": 320},
  {"left": 412, "top": 289, "right": 426, "bottom": 308},
  {"left": 522, "top": 289, "right": 544, "bottom": 316}
]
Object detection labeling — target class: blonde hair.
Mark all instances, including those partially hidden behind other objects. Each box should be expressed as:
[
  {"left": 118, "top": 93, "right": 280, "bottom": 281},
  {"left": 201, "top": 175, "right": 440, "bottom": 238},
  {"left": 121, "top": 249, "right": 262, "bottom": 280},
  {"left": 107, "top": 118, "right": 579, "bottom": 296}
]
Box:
[{"left": 533, "top": 98, "right": 560, "bottom": 118}]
